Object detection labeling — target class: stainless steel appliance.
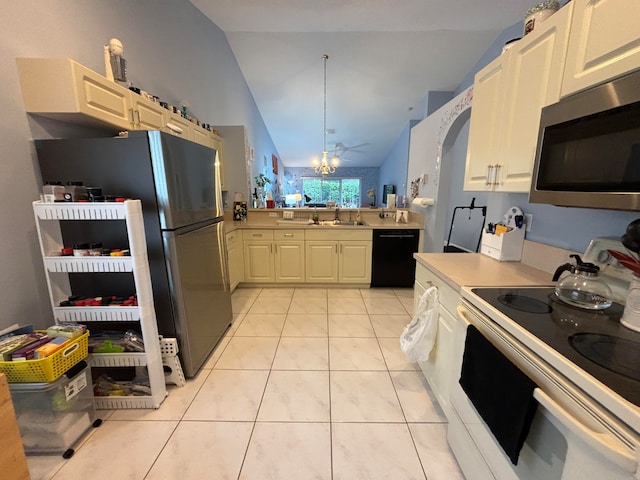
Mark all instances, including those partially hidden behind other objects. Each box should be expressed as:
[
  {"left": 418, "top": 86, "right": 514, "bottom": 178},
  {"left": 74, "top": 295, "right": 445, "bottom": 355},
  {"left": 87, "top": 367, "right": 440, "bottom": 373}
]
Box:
[
  {"left": 449, "top": 238, "right": 639, "bottom": 479},
  {"left": 530, "top": 68, "right": 640, "bottom": 211},
  {"left": 36, "top": 131, "right": 232, "bottom": 377}
]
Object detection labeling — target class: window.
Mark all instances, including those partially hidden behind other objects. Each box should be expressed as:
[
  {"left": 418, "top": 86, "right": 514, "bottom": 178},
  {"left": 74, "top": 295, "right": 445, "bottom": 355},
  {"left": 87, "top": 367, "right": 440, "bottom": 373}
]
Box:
[{"left": 301, "top": 177, "right": 361, "bottom": 208}]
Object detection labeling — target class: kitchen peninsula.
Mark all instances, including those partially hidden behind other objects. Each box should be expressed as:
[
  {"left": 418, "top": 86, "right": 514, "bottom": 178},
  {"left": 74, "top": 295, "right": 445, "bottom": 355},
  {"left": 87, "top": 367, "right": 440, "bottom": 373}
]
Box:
[{"left": 224, "top": 207, "right": 424, "bottom": 289}]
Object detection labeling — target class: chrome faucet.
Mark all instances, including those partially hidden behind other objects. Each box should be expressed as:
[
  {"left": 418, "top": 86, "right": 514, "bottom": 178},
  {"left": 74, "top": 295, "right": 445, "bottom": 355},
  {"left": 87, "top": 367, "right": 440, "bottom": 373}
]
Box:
[{"left": 334, "top": 206, "right": 341, "bottom": 223}]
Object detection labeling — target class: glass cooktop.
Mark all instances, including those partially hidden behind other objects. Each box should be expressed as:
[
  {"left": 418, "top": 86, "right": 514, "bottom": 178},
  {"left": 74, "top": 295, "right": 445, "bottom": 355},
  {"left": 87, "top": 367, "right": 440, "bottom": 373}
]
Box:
[{"left": 471, "top": 287, "right": 640, "bottom": 408}]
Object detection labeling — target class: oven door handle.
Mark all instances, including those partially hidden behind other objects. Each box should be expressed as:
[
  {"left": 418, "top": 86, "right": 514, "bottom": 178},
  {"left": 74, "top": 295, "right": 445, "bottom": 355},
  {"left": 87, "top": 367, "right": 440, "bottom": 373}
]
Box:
[{"left": 533, "top": 388, "right": 637, "bottom": 472}]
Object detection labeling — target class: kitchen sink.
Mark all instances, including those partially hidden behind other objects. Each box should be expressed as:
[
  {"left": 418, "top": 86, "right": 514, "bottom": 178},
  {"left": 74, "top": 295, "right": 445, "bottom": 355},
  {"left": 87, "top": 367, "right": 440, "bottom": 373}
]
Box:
[{"left": 315, "top": 220, "right": 368, "bottom": 227}]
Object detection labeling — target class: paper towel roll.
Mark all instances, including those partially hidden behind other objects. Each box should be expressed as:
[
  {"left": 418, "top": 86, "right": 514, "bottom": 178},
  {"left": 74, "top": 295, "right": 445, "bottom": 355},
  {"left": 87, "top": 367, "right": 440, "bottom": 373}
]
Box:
[
  {"left": 386, "top": 194, "right": 396, "bottom": 208},
  {"left": 412, "top": 197, "right": 434, "bottom": 207}
]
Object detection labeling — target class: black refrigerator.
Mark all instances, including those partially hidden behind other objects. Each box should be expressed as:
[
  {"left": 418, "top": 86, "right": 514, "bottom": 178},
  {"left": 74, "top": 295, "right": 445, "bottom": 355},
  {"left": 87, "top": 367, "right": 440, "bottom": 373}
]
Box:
[{"left": 36, "top": 130, "right": 232, "bottom": 377}]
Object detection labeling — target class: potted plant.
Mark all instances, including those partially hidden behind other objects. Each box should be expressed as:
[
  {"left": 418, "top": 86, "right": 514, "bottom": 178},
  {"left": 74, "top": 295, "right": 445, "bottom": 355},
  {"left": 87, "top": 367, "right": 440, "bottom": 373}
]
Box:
[
  {"left": 253, "top": 174, "right": 271, "bottom": 208},
  {"left": 254, "top": 173, "right": 271, "bottom": 188}
]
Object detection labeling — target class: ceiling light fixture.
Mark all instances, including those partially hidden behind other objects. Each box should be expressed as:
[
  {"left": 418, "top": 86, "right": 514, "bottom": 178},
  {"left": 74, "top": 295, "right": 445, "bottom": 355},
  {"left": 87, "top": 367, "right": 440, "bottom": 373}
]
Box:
[{"left": 312, "top": 54, "right": 338, "bottom": 177}]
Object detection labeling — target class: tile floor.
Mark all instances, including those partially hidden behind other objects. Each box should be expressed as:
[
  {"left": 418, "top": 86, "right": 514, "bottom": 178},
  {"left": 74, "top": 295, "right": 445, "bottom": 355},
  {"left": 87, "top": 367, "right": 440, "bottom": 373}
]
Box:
[{"left": 27, "top": 287, "right": 464, "bottom": 480}]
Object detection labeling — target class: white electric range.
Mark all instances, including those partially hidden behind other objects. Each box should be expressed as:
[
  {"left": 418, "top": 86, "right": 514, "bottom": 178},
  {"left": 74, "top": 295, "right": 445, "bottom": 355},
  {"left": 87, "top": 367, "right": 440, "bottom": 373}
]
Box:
[{"left": 448, "top": 238, "right": 640, "bottom": 480}]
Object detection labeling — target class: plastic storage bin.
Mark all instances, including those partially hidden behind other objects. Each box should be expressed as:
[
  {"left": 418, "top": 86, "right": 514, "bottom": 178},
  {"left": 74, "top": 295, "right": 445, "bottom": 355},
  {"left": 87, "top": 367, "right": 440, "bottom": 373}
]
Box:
[
  {"left": 0, "top": 331, "right": 89, "bottom": 383},
  {"left": 9, "top": 362, "right": 96, "bottom": 455}
]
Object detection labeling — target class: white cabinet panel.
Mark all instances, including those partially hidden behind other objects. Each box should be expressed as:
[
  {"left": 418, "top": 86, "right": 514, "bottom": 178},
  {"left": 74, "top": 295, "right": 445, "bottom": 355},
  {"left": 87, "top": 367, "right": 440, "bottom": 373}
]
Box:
[{"left": 562, "top": 0, "right": 640, "bottom": 96}]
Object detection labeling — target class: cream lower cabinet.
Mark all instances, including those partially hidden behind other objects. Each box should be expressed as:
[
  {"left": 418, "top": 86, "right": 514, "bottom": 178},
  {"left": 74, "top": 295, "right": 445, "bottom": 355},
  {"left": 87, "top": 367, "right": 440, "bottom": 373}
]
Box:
[
  {"left": 243, "top": 230, "right": 275, "bottom": 282},
  {"left": 242, "top": 229, "right": 305, "bottom": 283},
  {"left": 305, "top": 230, "right": 372, "bottom": 284},
  {"left": 562, "top": 0, "right": 640, "bottom": 97},
  {"left": 413, "top": 262, "right": 461, "bottom": 419},
  {"left": 464, "top": 4, "right": 572, "bottom": 192},
  {"left": 226, "top": 229, "right": 244, "bottom": 291}
]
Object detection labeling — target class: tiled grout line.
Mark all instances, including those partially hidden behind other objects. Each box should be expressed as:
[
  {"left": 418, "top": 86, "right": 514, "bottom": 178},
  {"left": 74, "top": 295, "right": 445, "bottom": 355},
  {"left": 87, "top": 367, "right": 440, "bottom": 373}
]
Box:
[
  {"left": 376, "top": 291, "right": 429, "bottom": 480},
  {"left": 235, "top": 289, "right": 291, "bottom": 480}
]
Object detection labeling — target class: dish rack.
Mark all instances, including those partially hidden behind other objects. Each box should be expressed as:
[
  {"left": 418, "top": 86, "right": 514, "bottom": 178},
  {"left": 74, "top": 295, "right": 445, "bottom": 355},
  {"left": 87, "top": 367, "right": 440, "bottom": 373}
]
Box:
[{"left": 33, "top": 200, "right": 167, "bottom": 409}]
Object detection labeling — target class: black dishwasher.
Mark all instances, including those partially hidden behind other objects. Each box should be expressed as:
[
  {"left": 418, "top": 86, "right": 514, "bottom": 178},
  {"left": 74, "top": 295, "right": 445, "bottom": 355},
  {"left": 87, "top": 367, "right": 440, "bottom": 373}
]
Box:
[{"left": 371, "top": 229, "right": 420, "bottom": 287}]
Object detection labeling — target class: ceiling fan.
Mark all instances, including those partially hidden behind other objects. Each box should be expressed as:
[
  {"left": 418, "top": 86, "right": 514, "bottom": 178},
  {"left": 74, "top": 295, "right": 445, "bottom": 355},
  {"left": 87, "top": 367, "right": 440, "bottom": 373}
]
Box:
[{"left": 334, "top": 142, "right": 368, "bottom": 155}]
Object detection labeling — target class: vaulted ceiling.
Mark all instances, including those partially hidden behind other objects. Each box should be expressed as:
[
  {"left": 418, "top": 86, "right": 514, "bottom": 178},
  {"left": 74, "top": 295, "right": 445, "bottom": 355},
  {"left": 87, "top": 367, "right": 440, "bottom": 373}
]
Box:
[{"left": 190, "top": 0, "right": 533, "bottom": 167}]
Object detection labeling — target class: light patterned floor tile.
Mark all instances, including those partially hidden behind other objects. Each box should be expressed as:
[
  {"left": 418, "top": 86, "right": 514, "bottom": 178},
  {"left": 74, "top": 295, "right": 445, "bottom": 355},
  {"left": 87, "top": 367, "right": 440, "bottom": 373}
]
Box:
[
  {"left": 328, "top": 314, "right": 375, "bottom": 337},
  {"left": 109, "top": 369, "right": 210, "bottom": 421},
  {"left": 258, "top": 287, "right": 294, "bottom": 298},
  {"left": 288, "top": 296, "right": 328, "bottom": 314},
  {"left": 378, "top": 337, "right": 420, "bottom": 371},
  {"left": 293, "top": 287, "right": 328, "bottom": 298},
  {"left": 214, "top": 336, "right": 279, "bottom": 369},
  {"left": 228, "top": 313, "right": 246, "bottom": 333},
  {"left": 394, "top": 288, "right": 415, "bottom": 298},
  {"left": 331, "top": 371, "right": 405, "bottom": 422},
  {"left": 399, "top": 295, "right": 415, "bottom": 314},
  {"left": 364, "top": 296, "right": 409, "bottom": 314},
  {"left": 272, "top": 337, "right": 329, "bottom": 370},
  {"left": 332, "top": 423, "right": 426, "bottom": 480},
  {"left": 233, "top": 313, "right": 286, "bottom": 336},
  {"left": 51, "top": 420, "right": 178, "bottom": 480},
  {"left": 369, "top": 313, "right": 412, "bottom": 337},
  {"left": 328, "top": 297, "right": 367, "bottom": 314},
  {"left": 247, "top": 296, "right": 291, "bottom": 314},
  {"left": 390, "top": 371, "right": 447, "bottom": 423},
  {"left": 409, "top": 424, "right": 465, "bottom": 480},
  {"left": 257, "top": 370, "right": 330, "bottom": 421},
  {"left": 240, "top": 423, "right": 331, "bottom": 480},
  {"left": 360, "top": 288, "right": 397, "bottom": 297},
  {"left": 232, "top": 287, "right": 262, "bottom": 298},
  {"left": 232, "top": 295, "right": 257, "bottom": 314},
  {"left": 282, "top": 313, "right": 328, "bottom": 337},
  {"left": 328, "top": 288, "right": 363, "bottom": 298},
  {"left": 183, "top": 369, "right": 269, "bottom": 421},
  {"left": 146, "top": 422, "right": 253, "bottom": 480},
  {"left": 329, "top": 337, "right": 387, "bottom": 370},
  {"left": 202, "top": 333, "right": 232, "bottom": 368}
]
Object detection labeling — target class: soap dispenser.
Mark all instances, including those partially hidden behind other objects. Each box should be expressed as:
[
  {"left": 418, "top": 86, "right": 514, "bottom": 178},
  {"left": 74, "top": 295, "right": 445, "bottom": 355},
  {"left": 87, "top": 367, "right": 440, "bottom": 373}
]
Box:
[{"left": 552, "top": 254, "right": 612, "bottom": 310}]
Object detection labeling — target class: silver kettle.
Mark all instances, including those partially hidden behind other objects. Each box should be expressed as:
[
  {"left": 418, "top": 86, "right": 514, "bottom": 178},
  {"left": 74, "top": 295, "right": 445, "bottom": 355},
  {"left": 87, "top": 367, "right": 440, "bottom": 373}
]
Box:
[{"left": 552, "top": 254, "right": 612, "bottom": 310}]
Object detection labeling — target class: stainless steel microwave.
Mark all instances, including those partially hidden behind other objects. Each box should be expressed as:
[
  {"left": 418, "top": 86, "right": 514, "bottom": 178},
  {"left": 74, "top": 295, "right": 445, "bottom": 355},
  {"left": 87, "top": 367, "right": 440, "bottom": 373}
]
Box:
[{"left": 529, "top": 68, "right": 640, "bottom": 211}]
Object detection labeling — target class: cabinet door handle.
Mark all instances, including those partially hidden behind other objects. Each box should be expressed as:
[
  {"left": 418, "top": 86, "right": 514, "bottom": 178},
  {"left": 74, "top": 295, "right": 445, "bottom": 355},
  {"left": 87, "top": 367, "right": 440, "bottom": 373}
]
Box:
[
  {"left": 135, "top": 110, "right": 141, "bottom": 126},
  {"left": 284, "top": 233, "right": 293, "bottom": 237},
  {"left": 336, "top": 244, "right": 338, "bottom": 254},
  {"left": 485, "top": 165, "right": 494, "bottom": 186},
  {"left": 252, "top": 234, "right": 262, "bottom": 237},
  {"left": 270, "top": 244, "right": 273, "bottom": 254},
  {"left": 493, "top": 164, "right": 501, "bottom": 186},
  {"left": 129, "top": 108, "right": 135, "bottom": 125}
]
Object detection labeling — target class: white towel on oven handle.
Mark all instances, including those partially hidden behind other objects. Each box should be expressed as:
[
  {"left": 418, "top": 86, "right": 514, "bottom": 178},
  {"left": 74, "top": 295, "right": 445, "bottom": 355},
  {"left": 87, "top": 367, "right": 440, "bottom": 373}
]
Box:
[{"left": 400, "top": 286, "right": 438, "bottom": 362}]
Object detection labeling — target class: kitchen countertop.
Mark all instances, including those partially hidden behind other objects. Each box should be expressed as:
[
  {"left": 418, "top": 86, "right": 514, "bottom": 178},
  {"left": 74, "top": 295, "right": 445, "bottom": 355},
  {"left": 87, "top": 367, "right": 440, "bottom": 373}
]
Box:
[
  {"left": 224, "top": 208, "right": 423, "bottom": 234},
  {"left": 414, "top": 252, "right": 553, "bottom": 290}
]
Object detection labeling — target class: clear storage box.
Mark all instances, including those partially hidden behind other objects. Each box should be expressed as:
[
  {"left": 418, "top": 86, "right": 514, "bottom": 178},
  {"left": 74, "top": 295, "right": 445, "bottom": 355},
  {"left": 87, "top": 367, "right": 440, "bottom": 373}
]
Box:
[{"left": 9, "top": 362, "right": 96, "bottom": 455}]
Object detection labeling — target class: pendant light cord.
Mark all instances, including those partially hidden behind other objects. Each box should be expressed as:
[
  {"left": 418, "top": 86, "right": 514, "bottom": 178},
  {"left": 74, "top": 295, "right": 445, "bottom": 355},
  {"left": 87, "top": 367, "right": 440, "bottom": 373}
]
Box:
[{"left": 323, "top": 54, "right": 328, "bottom": 155}]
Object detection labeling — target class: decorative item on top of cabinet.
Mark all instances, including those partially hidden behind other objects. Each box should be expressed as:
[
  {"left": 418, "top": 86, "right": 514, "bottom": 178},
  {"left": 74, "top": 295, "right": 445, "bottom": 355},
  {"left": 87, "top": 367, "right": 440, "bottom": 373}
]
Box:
[
  {"left": 32, "top": 200, "right": 167, "bottom": 409},
  {"left": 561, "top": 0, "right": 640, "bottom": 97},
  {"left": 523, "top": 1, "right": 560, "bottom": 35},
  {"left": 463, "top": 2, "right": 573, "bottom": 193}
]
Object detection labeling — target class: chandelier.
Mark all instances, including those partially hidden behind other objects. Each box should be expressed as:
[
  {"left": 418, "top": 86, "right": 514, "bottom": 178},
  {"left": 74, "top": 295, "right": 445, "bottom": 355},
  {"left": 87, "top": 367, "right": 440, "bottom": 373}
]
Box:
[{"left": 312, "top": 54, "right": 339, "bottom": 176}]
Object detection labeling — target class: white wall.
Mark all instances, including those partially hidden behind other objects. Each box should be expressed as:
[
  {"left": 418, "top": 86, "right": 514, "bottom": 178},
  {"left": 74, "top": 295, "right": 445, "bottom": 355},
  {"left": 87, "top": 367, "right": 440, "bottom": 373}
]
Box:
[{"left": 0, "top": 0, "right": 278, "bottom": 330}]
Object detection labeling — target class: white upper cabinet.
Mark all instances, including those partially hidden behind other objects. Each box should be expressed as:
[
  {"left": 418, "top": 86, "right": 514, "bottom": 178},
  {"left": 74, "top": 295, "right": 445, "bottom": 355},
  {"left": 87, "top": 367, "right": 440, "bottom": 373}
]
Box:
[
  {"left": 17, "top": 57, "right": 132, "bottom": 130},
  {"left": 498, "top": 4, "right": 573, "bottom": 192},
  {"left": 561, "top": 0, "right": 640, "bottom": 97},
  {"left": 464, "top": 3, "right": 573, "bottom": 192},
  {"left": 463, "top": 55, "right": 509, "bottom": 191}
]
